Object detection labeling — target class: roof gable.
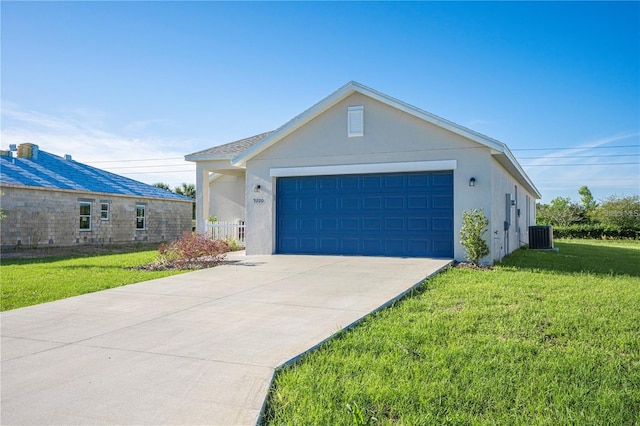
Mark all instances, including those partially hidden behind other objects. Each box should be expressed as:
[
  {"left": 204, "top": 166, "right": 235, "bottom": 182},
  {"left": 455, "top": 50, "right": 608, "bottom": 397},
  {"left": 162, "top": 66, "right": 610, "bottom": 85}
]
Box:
[
  {"left": 232, "top": 81, "right": 510, "bottom": 166},
  {"left": 1, "top": 149, "right": 192, "bottom": 201},
  {"left": 185, "top": 81, "right": 540, "bottom": 198}
]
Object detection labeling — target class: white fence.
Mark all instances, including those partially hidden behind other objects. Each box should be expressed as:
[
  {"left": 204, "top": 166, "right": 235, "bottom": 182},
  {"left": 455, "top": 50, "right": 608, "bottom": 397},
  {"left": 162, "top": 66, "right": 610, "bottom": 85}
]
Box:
[{"left": 207, "top": 221, "right": 246, "bottom": 246}]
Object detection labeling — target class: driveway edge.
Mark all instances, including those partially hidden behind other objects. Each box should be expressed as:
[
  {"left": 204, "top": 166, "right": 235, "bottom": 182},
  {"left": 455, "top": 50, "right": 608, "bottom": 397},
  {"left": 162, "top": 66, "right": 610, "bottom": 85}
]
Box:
[{"left": 255, "top": 259, "right": 454, "bottom": 425}]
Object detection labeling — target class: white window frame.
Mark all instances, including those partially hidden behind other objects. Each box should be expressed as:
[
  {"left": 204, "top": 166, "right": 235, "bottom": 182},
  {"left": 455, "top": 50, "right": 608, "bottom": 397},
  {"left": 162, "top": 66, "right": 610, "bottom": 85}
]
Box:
[
  {"left": 100, "top": 202, "right": 110, "bottom": 221},
  {"left": 347, "top": 105, "right": 364, "bottom": 137},
  {"left": 79, "top": 202, "right": 92, "bottom": 231},
  {"left": 136, "top": 205, "right": 146, "bottom": 230}
]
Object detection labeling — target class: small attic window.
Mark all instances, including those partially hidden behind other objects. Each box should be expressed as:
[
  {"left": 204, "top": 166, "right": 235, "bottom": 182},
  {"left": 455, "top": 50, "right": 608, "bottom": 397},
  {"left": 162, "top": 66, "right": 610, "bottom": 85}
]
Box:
[{"left": 347, "top": 106, "right": 364, "bottom": 137}]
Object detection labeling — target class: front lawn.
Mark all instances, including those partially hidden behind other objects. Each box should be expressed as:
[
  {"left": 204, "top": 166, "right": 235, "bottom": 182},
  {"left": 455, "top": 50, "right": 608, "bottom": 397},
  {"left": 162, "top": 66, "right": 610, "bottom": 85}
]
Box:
[
  {"left": 264, "top": 240, "right": 640, "bottom": 425},
  {"left": 1, "top": 249, "right": 188, "bottom": 311}
]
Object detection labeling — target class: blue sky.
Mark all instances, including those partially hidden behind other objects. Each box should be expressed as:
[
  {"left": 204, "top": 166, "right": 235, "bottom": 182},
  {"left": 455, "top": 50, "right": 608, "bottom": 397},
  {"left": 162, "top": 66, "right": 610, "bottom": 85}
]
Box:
[{"left": 2, "top": 1, "right": 638, "bottom": 202}]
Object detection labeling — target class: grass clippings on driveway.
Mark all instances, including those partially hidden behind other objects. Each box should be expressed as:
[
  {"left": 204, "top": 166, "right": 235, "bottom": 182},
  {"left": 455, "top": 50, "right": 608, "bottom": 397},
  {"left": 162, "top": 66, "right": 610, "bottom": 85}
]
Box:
[{"left": 265, "top": 240, "right": 640, "bottom": 425}]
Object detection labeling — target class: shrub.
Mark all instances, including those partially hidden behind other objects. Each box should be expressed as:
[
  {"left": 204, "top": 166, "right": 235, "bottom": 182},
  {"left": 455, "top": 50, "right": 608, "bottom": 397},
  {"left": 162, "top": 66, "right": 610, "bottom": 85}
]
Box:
[
  {"left": 552, "top": 224, "right": 640, "bottom": 240},
  {"left": 158, "top": 231, "right": 230, "bottom": 269},
  {"left": 460, "top": 209, "right": 490, "bottom": 266},
  {"left": 536, "top": 197, "right": 586, "bottom": 226},
  {"left": 593, "top": 195, "right": 640, "bottom": 229},
  {"left": 224, "top": 238, "right": 244, "bottom": 251}
]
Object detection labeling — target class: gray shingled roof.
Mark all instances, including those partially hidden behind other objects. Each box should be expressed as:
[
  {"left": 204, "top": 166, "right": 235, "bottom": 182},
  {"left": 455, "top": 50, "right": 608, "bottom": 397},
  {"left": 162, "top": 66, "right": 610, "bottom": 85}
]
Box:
[{"left": 186, "top": 131, "right": 274, "bottom": 159}]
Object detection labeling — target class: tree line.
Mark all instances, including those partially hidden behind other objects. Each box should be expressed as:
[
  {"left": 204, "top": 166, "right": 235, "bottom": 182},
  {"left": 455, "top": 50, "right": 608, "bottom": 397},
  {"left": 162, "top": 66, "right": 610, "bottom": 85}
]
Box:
[
  {"left": 537, "top": 186, "right": 640, "bottom": 238},
  {"left": 153, "top": 182, "right": 195, "bottom": 199}
]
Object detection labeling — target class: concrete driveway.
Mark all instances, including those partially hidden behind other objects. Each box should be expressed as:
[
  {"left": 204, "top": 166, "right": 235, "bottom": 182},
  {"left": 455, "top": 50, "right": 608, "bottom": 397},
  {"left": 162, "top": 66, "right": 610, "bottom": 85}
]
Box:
[{"left": 1, "top": 253, "right": 451, "bottom": 425}]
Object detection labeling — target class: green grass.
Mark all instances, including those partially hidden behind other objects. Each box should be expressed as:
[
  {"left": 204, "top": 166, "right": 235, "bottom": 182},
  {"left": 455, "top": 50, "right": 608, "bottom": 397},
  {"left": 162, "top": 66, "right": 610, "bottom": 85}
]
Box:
[
  {"left": 1, "top": 250, "right": 187, "bottom": 311},
  {"left": 264, "top": 240, "right": 640, "bottom": 425}
]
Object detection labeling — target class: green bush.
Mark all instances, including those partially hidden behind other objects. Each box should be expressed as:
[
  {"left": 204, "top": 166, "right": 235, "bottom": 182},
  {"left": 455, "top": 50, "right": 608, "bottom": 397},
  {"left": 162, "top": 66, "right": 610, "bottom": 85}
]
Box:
[
  {"left": 593, "top": 194, "right": 640, "bottom": 228},
  {"left": 552, "top": 224, "right": 640, "bottom": 239},
  {"left": 460, "top": 209, "right": 490, "bottom": 265}
]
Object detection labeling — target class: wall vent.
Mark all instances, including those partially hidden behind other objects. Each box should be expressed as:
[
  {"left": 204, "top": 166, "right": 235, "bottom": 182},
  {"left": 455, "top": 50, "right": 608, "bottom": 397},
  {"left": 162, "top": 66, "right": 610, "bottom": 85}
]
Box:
[
  {"left": 347, "top": 106, "right": 364, "bottom": 137},
  {"left": 529, "top": 225, "right": 554, "bottom": 249}
]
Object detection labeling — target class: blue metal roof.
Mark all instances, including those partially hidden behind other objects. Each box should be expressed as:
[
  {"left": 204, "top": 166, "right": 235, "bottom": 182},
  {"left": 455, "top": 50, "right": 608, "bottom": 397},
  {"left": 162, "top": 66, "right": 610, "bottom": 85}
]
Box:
[{"left": 0, "top": 150, "right": 192, "bottom": 201}]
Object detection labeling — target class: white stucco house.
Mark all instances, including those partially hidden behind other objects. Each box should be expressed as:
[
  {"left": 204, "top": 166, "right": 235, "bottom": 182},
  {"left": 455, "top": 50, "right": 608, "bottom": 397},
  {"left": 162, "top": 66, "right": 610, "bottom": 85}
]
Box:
[{"left": 185, "top": 81, "right": 540, "bottom": 263}]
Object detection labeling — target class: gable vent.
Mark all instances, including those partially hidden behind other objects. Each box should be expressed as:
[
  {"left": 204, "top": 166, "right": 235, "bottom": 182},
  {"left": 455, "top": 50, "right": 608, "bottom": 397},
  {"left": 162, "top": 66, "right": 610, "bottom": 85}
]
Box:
[{"left": 348, "top": 106, "right": 364, "bottom": 137}]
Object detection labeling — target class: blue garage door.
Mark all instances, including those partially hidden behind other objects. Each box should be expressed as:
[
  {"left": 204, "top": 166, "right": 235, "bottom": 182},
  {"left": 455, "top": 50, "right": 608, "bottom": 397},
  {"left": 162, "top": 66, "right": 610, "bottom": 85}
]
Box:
[{"left": 276, "top": 170, "right": 454, "bottom": 257}]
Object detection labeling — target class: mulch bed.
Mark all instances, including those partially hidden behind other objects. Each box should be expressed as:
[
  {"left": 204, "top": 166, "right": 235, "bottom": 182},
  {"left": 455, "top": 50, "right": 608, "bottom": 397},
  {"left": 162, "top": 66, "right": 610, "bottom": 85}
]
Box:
[
  {"left": 452, "top": 260, "right": 493, "bottom": 270},
  {"left": 129, "top": 256, "right": 227, "bottom": 271}
]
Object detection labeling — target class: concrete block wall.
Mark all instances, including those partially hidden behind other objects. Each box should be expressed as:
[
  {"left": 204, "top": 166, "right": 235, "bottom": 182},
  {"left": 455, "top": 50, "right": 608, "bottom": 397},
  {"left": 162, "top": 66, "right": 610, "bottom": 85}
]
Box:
[{"left": 0, "top": 186, "right": 193, "bottom": 249}]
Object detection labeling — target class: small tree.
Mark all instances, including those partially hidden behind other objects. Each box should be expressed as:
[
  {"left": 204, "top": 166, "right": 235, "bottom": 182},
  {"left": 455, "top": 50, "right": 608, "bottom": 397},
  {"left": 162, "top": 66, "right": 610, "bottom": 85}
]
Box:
[
  {"left": 593, "top": 195, "right": 640, "bottom": 229},
  {"left": 175, "top": 183, "right": 196, "bottom": 220},
  {"left": 460, "top": 209, "right": 490, "bottom": 266},
  {"left": 175, "top": 183, "right": 195, "bottom": 198},
  {"left": 536, "top": 196, "right": 585, "bottom": 226},
  {"left": 153, "top": 182, "right": 172, "bottom": 191},
  {"left": 578, "top": 186, "right": 597, "bottom": 223}
]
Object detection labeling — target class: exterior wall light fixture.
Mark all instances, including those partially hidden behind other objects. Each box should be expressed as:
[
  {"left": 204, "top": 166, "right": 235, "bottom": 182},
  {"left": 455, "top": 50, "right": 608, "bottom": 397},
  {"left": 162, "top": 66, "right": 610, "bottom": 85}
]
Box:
[
  {"left": 254, "top": 184, "right": 261, "bottom": 193},
  {"left": 469, "top": 177, "right": 476, "bottom": 187}
]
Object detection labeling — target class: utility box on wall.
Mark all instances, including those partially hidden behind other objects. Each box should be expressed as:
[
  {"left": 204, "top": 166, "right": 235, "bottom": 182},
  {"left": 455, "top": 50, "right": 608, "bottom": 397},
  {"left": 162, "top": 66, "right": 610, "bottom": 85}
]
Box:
[{"left": 529, "top": 225, "right": 554, "bottom": 249}]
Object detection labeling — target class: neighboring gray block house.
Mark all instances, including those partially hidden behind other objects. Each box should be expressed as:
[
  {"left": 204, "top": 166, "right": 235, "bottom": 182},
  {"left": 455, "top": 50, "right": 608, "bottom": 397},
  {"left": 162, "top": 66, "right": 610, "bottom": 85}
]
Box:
[{"left": 0, "top": 143, "right": 193, "bottom": 249}]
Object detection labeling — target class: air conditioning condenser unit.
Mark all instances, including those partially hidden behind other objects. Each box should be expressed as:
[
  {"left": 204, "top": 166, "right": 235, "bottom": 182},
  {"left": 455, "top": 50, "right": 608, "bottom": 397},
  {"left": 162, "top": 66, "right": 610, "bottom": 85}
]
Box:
[{"left": 529, "top": 225, "right": 554, "bottom": 249}]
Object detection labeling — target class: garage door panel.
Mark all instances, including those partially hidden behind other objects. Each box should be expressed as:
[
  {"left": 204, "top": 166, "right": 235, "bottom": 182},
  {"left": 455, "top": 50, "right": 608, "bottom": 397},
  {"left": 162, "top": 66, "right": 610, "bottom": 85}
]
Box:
[
  {"left": 279, "top": 179, "right": 298, "bottom": 192},
  {"left": 340, "top": 177, "right": 359, "bottom": 190},
  {"left": 279, "top": 237, "right": 298, "bottom": 251},
  {"left": 362, "top": 239, "right": 382, "bottom": 253},
  {"left": 385, "top": 239, "right": 405, "bottom": 254},
  {"left": 384, "top": 175, "right": 404, "bottom": 188},
  {"left": 280, "top": 197, "right": 298, "bottom": 211},
  {"left": 385, "top": 196, "right": 404, "bottom": 209},
  {"left": 299, "top": 238, "right": 317, "bottom": 251},
  {"left": 363, "top": 196, "right": 382, "bottom": 209},
  {"left": 432, "top": 218, "right": 452, "bottom": 232},
  {"left": 319, "top": 176, "right": 338, "bottom": 191},
  {"left": 362, "top": 176, "right": 382, "bottom": 189},
  {"left": 432, "top": 240, "right": 454, "bottom": 256},
  {"left": 340, "top": 197, "right": 359, "bottom": 210},
  {"left": 320, "top": 238, "right": 338, "bottom": 251},
  {"left": 432, "top": 172, "right": 453, "bottom": 187},
  {"left": 298, "top": 197, "right": 316, "bottom": 211},
  {"left": 432, "top": 194, "right": 453, "bottom": 209},
  {"left": 408, "top": 218, "right": 428, "bottom": 231},
  {"left": 320, "top": 218, "right": 338, "bottom": 230},
  {"left": 362, "top": 218, "right": 382, "bottom": 230},
  {"left": 318, "top": 197, "right": 338, "bottom": 211},
  {"left": 384, "top": 218, "right": 404, "bottom": 231},
  {"left": 341, "top": 217, "right": 359, "bottom": 230},
  {"left": 341, "top": 239, "right": 359, "bottom": 253},
  {"left": 408, "top": 240, "right": 428, "bottom": 254},
  {"left": 407, "top": 174, "right": 429, "bottom": 187},
  {"left": 408, "top": 196, "right": 428, "bottom": 209},
  {"left": 299, "top": 218, "right": 317, "bottom": 232},
  {"left": 298, "top": 178, "right": 317, "bottom": 191},
  {"left": 277, "top": 171, "right": 453, "bottom": 257}
]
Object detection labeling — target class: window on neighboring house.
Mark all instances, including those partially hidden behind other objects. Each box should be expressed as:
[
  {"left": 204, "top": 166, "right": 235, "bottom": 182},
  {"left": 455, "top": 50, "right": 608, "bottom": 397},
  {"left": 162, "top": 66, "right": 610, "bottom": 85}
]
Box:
[
  {"left": 79, "top": 202, "right": 91, "bottom": 230},
  {"left": 136, "top": 205, "right": 146, "bottom": 230},
  {"left": 101, "top": 203, "right": 109, "bottom": 220}
]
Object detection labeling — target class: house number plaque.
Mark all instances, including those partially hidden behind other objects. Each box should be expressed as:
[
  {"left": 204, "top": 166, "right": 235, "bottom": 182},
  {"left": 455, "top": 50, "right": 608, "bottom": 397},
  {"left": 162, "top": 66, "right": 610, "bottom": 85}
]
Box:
[{"left": 253, "top": 198, "right": 265, "bottom": 204}]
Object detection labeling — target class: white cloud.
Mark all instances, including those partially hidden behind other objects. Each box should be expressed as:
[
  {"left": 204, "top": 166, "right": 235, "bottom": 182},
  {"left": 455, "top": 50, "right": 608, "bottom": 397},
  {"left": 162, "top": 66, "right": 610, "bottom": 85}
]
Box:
[{"left": 1, "top": 102, "right": 196, "bottom": 189}]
